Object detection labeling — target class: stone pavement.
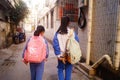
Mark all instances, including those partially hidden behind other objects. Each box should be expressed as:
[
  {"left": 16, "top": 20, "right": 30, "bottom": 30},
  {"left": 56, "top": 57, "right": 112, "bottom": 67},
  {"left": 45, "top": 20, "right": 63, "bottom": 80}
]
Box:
[{"left": 0, "top": 33, "right": 89, "bottom": 80}]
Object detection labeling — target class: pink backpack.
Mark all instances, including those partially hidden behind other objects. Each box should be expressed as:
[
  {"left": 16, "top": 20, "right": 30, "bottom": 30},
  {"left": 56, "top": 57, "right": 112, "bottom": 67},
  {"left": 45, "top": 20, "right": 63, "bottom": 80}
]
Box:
[{"left": 24, "top": 36, "right": 46, "bottom": 63}]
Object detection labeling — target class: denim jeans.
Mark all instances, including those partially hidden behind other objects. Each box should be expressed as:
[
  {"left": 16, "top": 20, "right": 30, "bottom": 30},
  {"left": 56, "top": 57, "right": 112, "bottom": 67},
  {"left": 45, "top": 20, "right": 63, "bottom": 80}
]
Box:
[
  {"left": 30, "top": 61, "right": 44, "bottom": 80},
  {"left": 57, "top": 60, "right": 73, "bottom": 80}
]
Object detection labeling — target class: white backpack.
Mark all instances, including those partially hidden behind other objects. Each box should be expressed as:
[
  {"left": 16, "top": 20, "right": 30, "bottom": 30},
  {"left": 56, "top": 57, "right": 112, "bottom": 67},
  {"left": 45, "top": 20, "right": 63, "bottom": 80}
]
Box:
[{"left": 66, "top": 32, "right": 82, "bottom": 64}]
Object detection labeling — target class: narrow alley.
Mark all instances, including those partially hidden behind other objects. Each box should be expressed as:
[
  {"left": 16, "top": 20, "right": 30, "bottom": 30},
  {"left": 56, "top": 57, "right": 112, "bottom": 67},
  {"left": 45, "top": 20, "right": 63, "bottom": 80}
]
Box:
[
  {"left": 0, "top": 33, "right": 89, "bottom": 80},
  {"left": 0, "top": 0, "right": 120, "bottom": 80}
]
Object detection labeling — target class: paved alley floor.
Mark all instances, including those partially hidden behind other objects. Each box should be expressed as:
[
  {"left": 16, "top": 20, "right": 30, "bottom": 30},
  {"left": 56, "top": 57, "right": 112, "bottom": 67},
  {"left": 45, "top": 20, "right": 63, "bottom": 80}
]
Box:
[{"left": 0, "top": 33, "right": 89, "bottom": 80}]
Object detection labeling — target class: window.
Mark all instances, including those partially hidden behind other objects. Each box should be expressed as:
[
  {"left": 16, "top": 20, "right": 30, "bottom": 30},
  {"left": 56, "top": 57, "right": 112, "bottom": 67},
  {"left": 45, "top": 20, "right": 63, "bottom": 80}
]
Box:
[{"left": 51, "top": 10, "right": 54, "bottom": 28}]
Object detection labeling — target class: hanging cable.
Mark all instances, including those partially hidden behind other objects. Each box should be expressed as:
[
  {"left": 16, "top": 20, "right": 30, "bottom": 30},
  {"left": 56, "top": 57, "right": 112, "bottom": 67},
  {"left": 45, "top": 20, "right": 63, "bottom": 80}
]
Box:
[{"left": 78, "top": 7, "right": 87, "bottom": 29}]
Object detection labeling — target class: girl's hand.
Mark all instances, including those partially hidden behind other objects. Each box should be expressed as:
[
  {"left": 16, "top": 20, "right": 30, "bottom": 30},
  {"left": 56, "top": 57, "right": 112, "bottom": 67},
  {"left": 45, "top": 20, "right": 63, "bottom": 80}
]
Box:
[
  {"left": 22, "top": 59, "right": 28, "bottom": 65},
  {"left": 58, "top": 57, "right": 66, "bottom": 64}
]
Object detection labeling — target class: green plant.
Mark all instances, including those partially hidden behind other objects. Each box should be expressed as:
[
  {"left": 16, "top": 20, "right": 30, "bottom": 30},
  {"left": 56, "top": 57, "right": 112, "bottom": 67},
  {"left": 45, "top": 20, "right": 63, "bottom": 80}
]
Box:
[{"left": 10, "top": 0, "right": 29, "bottom": 25}]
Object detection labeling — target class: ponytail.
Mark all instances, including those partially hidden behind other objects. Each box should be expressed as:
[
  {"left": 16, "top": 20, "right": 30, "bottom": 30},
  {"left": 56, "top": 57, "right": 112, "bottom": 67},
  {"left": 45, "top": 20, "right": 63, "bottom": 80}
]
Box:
[
  {"left": 34, "top": 30, "right": 39, "bottom": 36},
  {"left": 34, "top": 25, "right": 45, "bottom": 36}
]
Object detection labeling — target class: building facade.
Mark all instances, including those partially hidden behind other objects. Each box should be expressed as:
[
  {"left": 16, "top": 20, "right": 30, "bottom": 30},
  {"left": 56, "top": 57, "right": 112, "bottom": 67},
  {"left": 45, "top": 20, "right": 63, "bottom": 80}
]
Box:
[
  {"left": 0, "top": 0, "right": 18, "bottom": 48},
  {"left": 38, "top": 0, "right": 78, "bottom": 40},
  {"left": 78, "top": 0, "right": 120, "bottom": 78},
  {"left": 39, "top": 0, "right": 120, "bottom": 77}
]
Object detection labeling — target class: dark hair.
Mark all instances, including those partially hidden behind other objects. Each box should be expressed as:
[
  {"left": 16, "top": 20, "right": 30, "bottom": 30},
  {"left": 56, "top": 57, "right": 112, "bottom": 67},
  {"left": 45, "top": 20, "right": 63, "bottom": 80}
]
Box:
[
  {"left": 57, "top": 16, "right": 70, "bottom": 34},
  {"left": 34, "top": 25, "right": 45, "bottom": 36}
]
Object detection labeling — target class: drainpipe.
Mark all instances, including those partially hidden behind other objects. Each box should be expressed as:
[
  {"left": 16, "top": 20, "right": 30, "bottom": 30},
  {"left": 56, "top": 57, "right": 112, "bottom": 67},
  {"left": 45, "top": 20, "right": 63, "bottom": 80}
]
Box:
[
  {"left": 114, "top": 52, "right": 120, "bottom": 70},
  {"left": 86, "top": 0, "right": 93, "bottom": 65},
  {"left": 114, "top": 4, "right": 120, "bottom": 70},
  {"left": 91, "top": 55, "right": 113, "bottom": 69}
]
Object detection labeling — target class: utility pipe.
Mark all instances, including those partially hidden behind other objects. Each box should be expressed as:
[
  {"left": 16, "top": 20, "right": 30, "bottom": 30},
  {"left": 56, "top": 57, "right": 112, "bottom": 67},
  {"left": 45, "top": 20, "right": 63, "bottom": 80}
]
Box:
[
  {"left": 86, "top": 0, "right": 93, "bottom": 65},
  {"left": 114, "top": 4, "right": 120, "bottom": 70},
  {"left": 91, "top": 55, "right": 113, "bottom": 69}
]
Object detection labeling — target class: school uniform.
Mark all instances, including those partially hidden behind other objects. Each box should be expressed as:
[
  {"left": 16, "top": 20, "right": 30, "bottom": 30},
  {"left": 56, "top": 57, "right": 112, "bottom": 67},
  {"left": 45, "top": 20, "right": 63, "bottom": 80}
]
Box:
[
  {"left": 53, "top": 29, "right": 79, "bottom": 80},
  {"left": 22, "top": 37, "right": 49, "bottom": 80}
]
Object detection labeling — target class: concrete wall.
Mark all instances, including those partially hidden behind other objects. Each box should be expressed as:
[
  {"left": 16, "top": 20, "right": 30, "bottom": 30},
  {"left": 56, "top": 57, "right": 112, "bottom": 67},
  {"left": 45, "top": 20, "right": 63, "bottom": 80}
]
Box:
[
  {"left": 39, "top": 0, "right": 61, "bottom": 40},
  {"left": 0, "top": 9, "right": 12, "bottom": 49},
  {"left": 78, "top": 0, "right": 120, "bottom": 70},
  {"left": 0, "top": 10, "right": 4, "bottom": 20},
  {"left": 90, "top": 0, "right": 119, "bottom": 62},
  {"left": 0, "top": 21, "right": 11, "bottom": 48},
  {"left": 0, "top": 0, "right": 19, "bottom": 49},
  {"left": 78, "top": 6, "right": 89, "bottom": 59},
  {"left": 39, "top": 0, "right": 78, "bottom": 41},
  {"left": 41, "top": 6, "right": 60, "bottom": 40}
]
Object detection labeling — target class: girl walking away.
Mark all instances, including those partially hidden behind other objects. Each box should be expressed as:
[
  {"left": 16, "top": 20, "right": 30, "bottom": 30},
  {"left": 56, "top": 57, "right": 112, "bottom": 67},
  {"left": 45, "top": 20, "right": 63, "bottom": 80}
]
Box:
[
  {"left": 53, "top": 16, "right": 79, "bottom": 80},
  {"left": 22, "top": 25, "right": 49, "bottom": 80}
]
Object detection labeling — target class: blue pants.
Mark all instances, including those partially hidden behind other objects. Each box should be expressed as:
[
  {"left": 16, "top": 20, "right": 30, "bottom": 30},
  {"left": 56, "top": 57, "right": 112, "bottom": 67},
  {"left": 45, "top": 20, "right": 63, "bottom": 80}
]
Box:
[
  {"left": 30, "top": 61, "right": 44, "bottom": 80},
  {"left": 57, "top": 60, "right": 73, "bottom": 80}
]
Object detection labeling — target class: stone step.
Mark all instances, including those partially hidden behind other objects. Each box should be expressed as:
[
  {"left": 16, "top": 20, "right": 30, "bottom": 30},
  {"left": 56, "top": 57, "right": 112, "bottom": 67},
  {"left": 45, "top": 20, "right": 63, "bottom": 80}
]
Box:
[
  {"left": 75, "top": 62, "right": 103, "bottom": 80},
  {"left": 75, "top": 62, "right": 96, "bottom": 79}
]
